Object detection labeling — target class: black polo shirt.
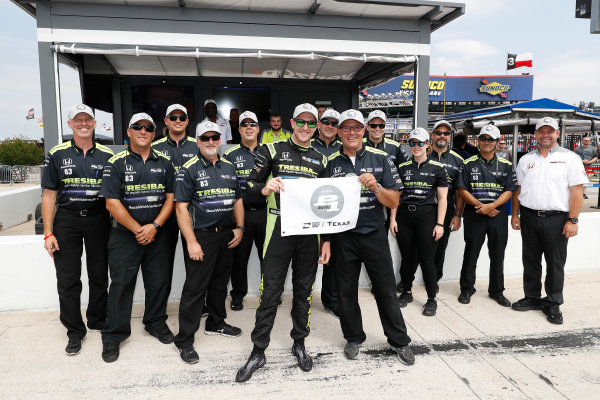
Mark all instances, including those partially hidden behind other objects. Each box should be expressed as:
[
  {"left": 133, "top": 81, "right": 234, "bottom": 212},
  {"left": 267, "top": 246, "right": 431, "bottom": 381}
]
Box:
[
  {"left": 99, "top": 147, "right": 175, "bottom": 230},
  {"left": 397, "top": 158, "right": 449, "bottom": 206},
  {"left": 455, "top": 155, "right": 517, "bottom": 205},
  {"left": 152, "top": 135, "right": 198, "bottom": 171},
  {"left": 42, "top": 140, "right": 114, "bottom": 211},
  {"left": 363, "top": 137, "right": 408, "bottom": 167},
  {"left": 429, "top": 148, "right": 464, "bottom": 203},
  {"left": 223, "top": 143, "right": 265, "bottom": 210},
  {"left": 175, "top": 153, "right": 241, "bottom": 229},
  {"left": 311, "top": 137, "right": 342, "bottom": 157},
  {"left": 328, "top": 145, "right": 403, "bottom": 234}
]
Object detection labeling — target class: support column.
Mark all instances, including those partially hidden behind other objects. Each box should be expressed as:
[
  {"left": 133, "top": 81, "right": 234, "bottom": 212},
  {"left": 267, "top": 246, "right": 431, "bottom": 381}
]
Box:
[
  {"left": 111, "top": 78, "right": 124, "bottom": 145},
  {"left": 413, "top": 55, "right": 430, "bottom": 129},
  {"left": 512, "top": 113, "right": 519, "bottom": 164}
]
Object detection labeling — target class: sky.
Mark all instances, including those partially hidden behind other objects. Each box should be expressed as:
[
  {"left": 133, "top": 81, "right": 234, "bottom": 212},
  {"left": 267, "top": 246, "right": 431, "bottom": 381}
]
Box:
[{"left": 1, "top": 0, "right": 600, "bottom": 139}]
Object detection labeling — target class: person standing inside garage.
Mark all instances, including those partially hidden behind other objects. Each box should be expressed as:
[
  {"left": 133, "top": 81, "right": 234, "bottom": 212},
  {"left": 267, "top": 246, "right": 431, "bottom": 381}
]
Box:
[{"left": 42, "top": 104, "right": 114, "bottom": 356}]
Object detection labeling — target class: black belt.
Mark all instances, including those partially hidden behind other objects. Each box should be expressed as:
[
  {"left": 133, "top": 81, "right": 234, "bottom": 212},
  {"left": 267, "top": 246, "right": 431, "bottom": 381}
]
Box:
[
  {"left": 197, "top": 225, "right": 235, "bottom": 233},
  {"left": 400, "top": 203, "right": 435, "bottom": 212},
  {"left": 59, "top": 207, "right": 105, "bottom": 217},
  {"left": 245, "top": 205, "right": 266, "bottom": 212},
  {"left": 521, "top": 206, "right": 567, "bottom": 217}
]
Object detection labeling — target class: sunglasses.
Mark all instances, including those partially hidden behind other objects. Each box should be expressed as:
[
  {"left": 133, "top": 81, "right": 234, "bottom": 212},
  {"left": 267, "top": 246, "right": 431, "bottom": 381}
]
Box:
[
  {"left": 499, "top": 142, "right": 506, "bottom": 145},
  {"left": 339, "top": 125, "right": 364, "bottom": 133},
  {"left": 320, "top": 119, "right": 338, "bottom": 127},
  {"left": 168, "top": 115, "right": 187, "bottom": 122},
  {"left": 294, "top": 119, "right": 318, "bottom": 128},
  {"left": 409, "top": 141, "right": 426, "bottom": 147},
  {"left": 199, "top": 134, "right": 221, "bottom": 142},
  {"left": 240, "top": 121, "right": 258, "bottom": 127},
  {"left": 130, "top": 124, "right": 155, "bottom": 132},
  {"left": 432, "top": 130, "right": 451, "bottom": 136},
  {"left": 369, "top": 123, "right": 385, "bottom": 129},
  {"left": 478, "top": 137, "right": 497, "bottom": 143}
]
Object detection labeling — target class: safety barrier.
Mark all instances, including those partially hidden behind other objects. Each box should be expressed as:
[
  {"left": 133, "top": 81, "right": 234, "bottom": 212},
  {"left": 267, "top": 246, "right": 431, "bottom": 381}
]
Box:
[{"left": 0, "top": 165, "right": 42, "bottom": 185}]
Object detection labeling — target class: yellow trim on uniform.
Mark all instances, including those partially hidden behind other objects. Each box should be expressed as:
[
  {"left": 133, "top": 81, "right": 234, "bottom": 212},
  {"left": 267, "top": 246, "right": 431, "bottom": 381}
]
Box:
[
  {"left": 397, "top": 160, "right": 412, "bottom": 168},
  {"left": 152, "top": 137, "right": 168, "bottom": 146},
  {"left": 429, "top": 160, "right": 445, "bottom": 168},
  {"left": 154, "top": 148, "right": 171, "bottom": 161},
  {"left": 364, "top": 147, "right": 387, "bottom": 157},
  {"left": 221, "top": 158, "right": 234, "bottom": 167},
  {"left": 96, "top": 143, "right": 114, "bottom": 155},
  {"left": 107, "top": 149, "right": 128, "bottom": 164},
  {"left": 48, "top": 141, "right": 71, "bottom": 155},
  {"left": 327, "top": 151, "right": 342, "bottom": 162},
  {"left": 497, "top": 156, "right": 512, "bottom": 165},
  {"left": 224, "top": 144, "right": 241, "bottom": 156},
  {"left": 181, "top": 156, "right": 199, "bottom": 169},
  {"left": 384, "top": 137, "right": 401, "bottom": 146},
  {"left": 449, "top": 150, "right": 464, "bottom": 162},
  {"left": 306, "top": 280, "right": 315, "bottom": 329},
  {"left": 463, "top": 155, "right": 479, "bottom": 164}
]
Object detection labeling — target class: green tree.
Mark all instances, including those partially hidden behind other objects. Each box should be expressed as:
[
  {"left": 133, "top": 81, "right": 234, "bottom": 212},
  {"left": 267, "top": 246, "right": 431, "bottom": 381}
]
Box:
[{"left": 0, "top": 138, "right": 44, "bottom": 166}]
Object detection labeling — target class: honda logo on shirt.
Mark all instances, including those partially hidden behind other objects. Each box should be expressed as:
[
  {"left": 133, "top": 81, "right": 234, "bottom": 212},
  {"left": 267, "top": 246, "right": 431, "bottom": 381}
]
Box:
[
  {"left": 62, "top": 158, "right": 72, "bottom": 166},
  {"left": 125, "top": 164, "right": 133, "bottom": 172}
]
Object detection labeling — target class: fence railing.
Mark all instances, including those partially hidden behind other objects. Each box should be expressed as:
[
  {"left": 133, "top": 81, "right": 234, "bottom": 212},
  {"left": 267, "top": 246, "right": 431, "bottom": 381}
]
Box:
[{"left": 0, "top": 165, "right": 42, "bottom": 186}]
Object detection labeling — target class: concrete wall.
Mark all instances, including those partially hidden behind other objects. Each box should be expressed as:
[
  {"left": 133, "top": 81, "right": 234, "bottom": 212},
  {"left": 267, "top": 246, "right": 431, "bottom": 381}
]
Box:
[
  {"left": 0, "top": 186, "right": 41, "bottom": 231},
  {"left": 1, "top": 212, "right": 599, "bottom": 312}
]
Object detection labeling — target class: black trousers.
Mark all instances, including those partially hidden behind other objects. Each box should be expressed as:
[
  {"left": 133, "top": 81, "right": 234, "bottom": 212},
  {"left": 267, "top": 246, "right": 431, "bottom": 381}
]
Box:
[
  {"left": 52, "top": 208, "right": 111, "bottom": 339},
  {"left": 174, "top": 230, "right": 235, "bottom": 348},
  {"left": 102, "top": 228, "right": 172, "bottom": 344},
  {"left": 320, "top": 245, "right": 338, "bottom": 311},
  {"left": 460, "top": 206, "right": 508, "bottom": 296},
  {"left": 396, "top": 205, "right": 439, "bottom": 298},
  {"left": 163, "top": 214, "right": 179, "bottom": 300},
  {"left": 434, "top": 205, "right": 456, "bottom": 281},
  {"left": 333, "top": 228, "right": 411, "bottom": 348},
  {"left": 520, "top": 208, "right": 569, "bottom": 305},
  {"left": 251, "top": 216, "right": 319, "bottom": 350},
  {"left": 230, "top": 208, "right": 266, "bottom": 303}
]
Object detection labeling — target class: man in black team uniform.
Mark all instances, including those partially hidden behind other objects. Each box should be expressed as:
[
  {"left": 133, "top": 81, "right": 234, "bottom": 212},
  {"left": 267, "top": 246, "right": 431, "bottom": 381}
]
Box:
[
  {"left": 456, "top": 124, "right": 517, "bottom": 307},
  {"left": 236, "top": 103, "right": 331, "bottom": 383},
  {"left": 42, "top": 104, "right": 114, "bottom": 356},
  {"left": 310, "top": 108, "right": 342, "bottom": 318},
  {"left": 174, "top": 120, "right": 245, "bottom": 364},
  {"left": 223, "top": 111, "right": 266, "bottom": 311},
  {"left": 99, "top": 112, "right": 175, "bottom": 363},
  {"left": 427, "top": 120, "right": 465, "bottom": 284},
  {"left": 327, "top": 109, "right": 415, "bottom": 365}
]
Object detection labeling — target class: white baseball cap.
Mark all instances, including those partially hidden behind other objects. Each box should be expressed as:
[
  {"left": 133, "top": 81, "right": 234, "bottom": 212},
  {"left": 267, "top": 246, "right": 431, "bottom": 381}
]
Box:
[
  {"left": 320, "top": 109, "right": 340, "bottom": 121},
  {"left": 338, "top": 109, "right": 365, "bottom": 126},
  {"left": 239, "top": 110, "right": 258, "bottom": 124},
  {"left": 432, "top": 120, "right": 452, "bottom": 131},
  {"left": 535, "top": 116, "right": 559, "bottom": 130},
  {"left": 68, "top": 104, "right": 95, "bottom": 120},
  {"left": 165, "top": 104, "right": 187, "bottom": 117},
  {"left": 478, "top": 124, "right": 501, "bottom": 140},
  {"left": 196, "top": 120, "right": 221, "bottom": 137},
  {"left": 292, "top": 103, "right": 318, "bottom": 120},
  {"left": 204, "top": 99, "right": 217, "bottom": 107},
  {"left": 128, "top": 112, "right": 156, "bottom": 129},
  {"left": 367, "top": 110, "right": 386, "bottom": 123},
  {"left": 409, "top": 127, "right": 430, "bottom": 142}
]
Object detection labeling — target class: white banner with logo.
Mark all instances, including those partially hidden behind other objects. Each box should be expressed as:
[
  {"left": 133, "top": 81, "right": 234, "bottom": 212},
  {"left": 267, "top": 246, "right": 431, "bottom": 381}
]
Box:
[{"left": 280, "top": 177, "right": 361, "bottom": 236}]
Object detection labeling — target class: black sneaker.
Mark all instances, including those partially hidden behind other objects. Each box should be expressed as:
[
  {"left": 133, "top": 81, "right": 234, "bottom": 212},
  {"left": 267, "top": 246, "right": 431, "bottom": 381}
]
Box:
[
  {"left": 344, "top": 342, "right": 361, "bottom": 360},
  {"left": 201, "top": 304, "right": 209, "bottom": 318},
  {"left": 542, "top": 304, "right": 563, "bottom": 325},
  {"left": 231, "top": 301, "right": 244, "bottom": 311},
  {"left": 323, "top": 306, "right": 340, "bottom": 319},
  {"left": 205, "top": 323, "right": 242, "bottom": 338},
  {"left": 489, "top": 294, "right": 511, "bottom": 307},
  {"left": 102, "top": 342, "right": 120, "bottom": 363},
  {"left": 458, "top": 292, "right": 471, "bottom": 304},
  {"left": 511, "top": 297, "right": 542, "bottom": 311},
  {"left": 291, "top": 342, "right": 313, "bottom": 372},
  {"left": 397, "top": 292, "right": 413, "bottom": 308},
  {"left": 146, "top": 324, "right": 175, "bottom": 344},
  {"left": 423, "top": 299, "right": 437, "bottom": 316},
  {"left": 391, "top": 345, "right": 415, "bottom": 366},
  {"left": 236, "top": 352, "right": 266, "bottom": 383},
  {"left": 177, "top": 345, "right": 199, "bottom": 364},
  {"left": 65, "top": 337, "right": 83, "bottom": 356},
  {"left": 395, "top": 282, "right": 404, "bottom": 293}
]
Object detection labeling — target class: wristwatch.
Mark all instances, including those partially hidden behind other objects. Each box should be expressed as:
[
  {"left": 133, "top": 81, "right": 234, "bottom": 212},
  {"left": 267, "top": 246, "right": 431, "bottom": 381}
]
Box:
[
  {"left": 152, "top": 221, "right": 161, "bottom": 230},
  {"left": 454, "top": 212, "right": 463, "bottom": 218},
  {"left": 236, "top": 225, "right": 246, "bottom": 232},
  {"left": 568, "top": 217, "right": 578, "bottom": 224},
  {"left": 373, "top": 183, "right": 382, "bottom": 194}
]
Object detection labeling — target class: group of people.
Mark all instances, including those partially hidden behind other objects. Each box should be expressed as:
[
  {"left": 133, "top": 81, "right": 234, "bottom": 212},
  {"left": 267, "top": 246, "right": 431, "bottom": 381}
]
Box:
[{"left": 42, "top": 101, "right": 587, "bottom": 382}]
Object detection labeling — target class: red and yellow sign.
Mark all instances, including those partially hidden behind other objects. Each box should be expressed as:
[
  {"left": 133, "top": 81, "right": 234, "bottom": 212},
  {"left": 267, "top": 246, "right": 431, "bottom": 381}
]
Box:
[{"left": 479, "top": 78, "right": 510, "bottom": 98}]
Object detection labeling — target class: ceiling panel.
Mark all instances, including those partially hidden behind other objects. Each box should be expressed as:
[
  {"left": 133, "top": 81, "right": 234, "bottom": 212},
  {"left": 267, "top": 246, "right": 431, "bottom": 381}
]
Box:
[
  {"left": 158, "top": 56, "right": 198, "bottom": 76},
  {"left": 107, "top": 55, "right": 165, "bottom": 75}
]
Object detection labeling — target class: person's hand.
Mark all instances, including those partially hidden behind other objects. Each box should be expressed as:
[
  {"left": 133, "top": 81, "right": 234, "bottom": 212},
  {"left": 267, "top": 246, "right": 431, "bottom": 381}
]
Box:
[
  {"left": 433, "top": 225, "right": 444, "bottom": 241},
  {"left": 449, "top": 216, "right": 461, "bottom": 232},
  {"left": 511, "top": 215, "right": 521, "bottom": 230},
  {"left": 262, "top": 177, "right": 285, "bottom": 196},
  {"left": 475, "top": 203, "right": 496, "bottom": 216},
  {"left": 389, "top": 219, "right": 398, "bottom": 237},
  {"left": 583, "top": 159, "right": 591, "bottom": 165},
  {"left": 228, "top": 228, "right": 244, "bottom": 248},
  {"left": 136, "top": 224, "right": 157, "bottom": 245},
  {"left": 358, "top": 173, "right": 379, "bottom": 193},
  {"left": 319, "top": 241, "right": 331, "bottom": 264},
  {"left": 488, "top": 208, "right": 500, "bottom": 218},
  {"left": 187, "top": 241, "right": 204, "bottom": 261},
  {"left": 562, "top": 221, "right": 578, "bottom": 238},
  {"left": 44, "top": 235, "right": 59, "bottom": 258}
]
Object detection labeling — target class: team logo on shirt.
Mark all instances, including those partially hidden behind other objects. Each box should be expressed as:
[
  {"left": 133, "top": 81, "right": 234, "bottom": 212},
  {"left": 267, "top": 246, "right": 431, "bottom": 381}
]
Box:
[
  {"left": 125, "top": 165, "right": 133, "bottom": 172},
  {"left": 150, "top": 168, "right": 163, "bottom": 173},
  {"left": 333, "top": 167, "right": 343, "bottom": 175},
  {"left": 527, "top": 163, "right": 535, "bottom": 169},
  {"left": 197, "top": 170, "right": 207, "bottom": 178},
  {"left": 62, "top": 158, "right": 73, "bottom": 166},
  {"left": 236, "top": 156, "right": 244, "bottom": 162},
  {"left": 160, "top": 150, "right": 170, "bottom": 157},
  {"left": 282, "top": 152, "right": 291, "bottom": 161}
]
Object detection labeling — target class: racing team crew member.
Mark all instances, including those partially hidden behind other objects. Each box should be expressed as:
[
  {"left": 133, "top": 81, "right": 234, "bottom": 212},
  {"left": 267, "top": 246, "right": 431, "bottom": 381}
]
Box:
[
  {"left": 327, "top": 109, "right": 415, "bottom": 365},
  {"left": 310, "top": 108, "right": 342, "bottom": 318},
  {"left": 428, "top": 120, "right": 465, "bottom": 284},
  {"left": 511, "top": 117, "right": 587, "bottom": 325},
  {"left": 173, "top": 121, "right": 244, "bottom": 364},
  {"left": 201, "top": 99, "right": 232, "bottom": 143},
  {"left": 390, "top": 128, "right": 448, "bottom": 316},
  {"left": 260, "top": 113, "right": 291, "bottom": 144},
  {"left": 42, "top": 104, "right": 114, "bottom": 356},
  {"left": 99, "top": 113, "right": 175, "bottom": 363},
  {"left": 236, "top": 103, "right": 330, "bottom": 383},
  {"left": 223, "top": 111, "right": 267, "bottom": 311},
  {"left": 456, "top": 125, "right": 517, "bottom": 307}
]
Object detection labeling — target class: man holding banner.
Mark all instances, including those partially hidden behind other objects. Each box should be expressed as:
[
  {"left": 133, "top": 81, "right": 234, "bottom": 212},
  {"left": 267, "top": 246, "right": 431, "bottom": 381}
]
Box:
[
  {"left": 326, "top": 109, "right": 415, "bottom": 366},
  {"left": 236, "top": 103, "right": 331, "bottom": 383}
]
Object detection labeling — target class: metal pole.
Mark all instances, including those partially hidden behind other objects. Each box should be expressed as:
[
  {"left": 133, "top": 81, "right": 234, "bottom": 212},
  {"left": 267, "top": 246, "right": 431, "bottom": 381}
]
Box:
[{"left": 512, "top": 112, "right": 519, "bottom": 163}]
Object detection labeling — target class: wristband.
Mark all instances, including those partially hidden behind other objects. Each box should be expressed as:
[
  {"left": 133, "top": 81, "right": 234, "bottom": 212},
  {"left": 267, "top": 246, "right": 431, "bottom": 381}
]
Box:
[
  {"left": 454, "top": 213, "right": 463, "bottom": 218},
  {"left": 236, "top": 226, "right": 246, "bottom": 232},
  {"left": 435, "top": 223, "right": 444, "bottom": 227},
  {"left": 152, "top": 221, "right": 161, "bottom": 230},
  {"left": 44, "top": 233, "right": 54, "bottom": 240}
]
